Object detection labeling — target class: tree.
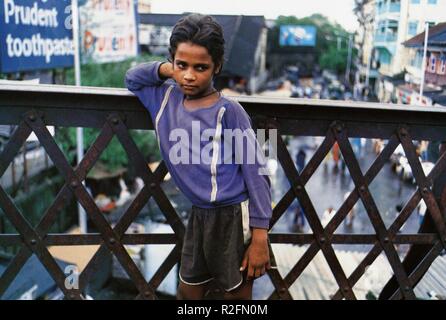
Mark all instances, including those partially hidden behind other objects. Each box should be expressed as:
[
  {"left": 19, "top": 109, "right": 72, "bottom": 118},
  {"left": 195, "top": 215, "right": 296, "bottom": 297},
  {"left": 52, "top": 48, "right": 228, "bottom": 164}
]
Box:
[
  {"left": 320, "top": 47, "right": 349, "bottom": 75},
  {"left": 353, "top": 0, "right": 374, "bottom": 68}
]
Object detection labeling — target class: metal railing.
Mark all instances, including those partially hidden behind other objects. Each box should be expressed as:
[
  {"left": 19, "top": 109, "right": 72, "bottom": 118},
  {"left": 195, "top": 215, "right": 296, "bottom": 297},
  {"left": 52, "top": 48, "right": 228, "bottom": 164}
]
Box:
[{"left": 1, "top": 83, "right": 446, "bottom": 300}]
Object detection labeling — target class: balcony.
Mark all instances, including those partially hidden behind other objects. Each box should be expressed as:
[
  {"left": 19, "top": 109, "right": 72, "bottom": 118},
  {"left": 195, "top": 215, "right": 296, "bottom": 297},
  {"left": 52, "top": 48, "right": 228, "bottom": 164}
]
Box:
[
  {"left": 1, "top": 84, "right": 446, "bottom": 300},
  {"left": 389, "top": 2, "right": 401, "bottom": 13},
  {"left": 376, "top": 1, "right": 401, "bottom": 15},
  {"left": 374, "top": 33, "right": 398, "bottom": 43}
]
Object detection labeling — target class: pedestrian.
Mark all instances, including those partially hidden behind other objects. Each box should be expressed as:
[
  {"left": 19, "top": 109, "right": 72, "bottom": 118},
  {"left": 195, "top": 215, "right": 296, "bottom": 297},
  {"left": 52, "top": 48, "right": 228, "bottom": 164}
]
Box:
[
  {"left": 321, "top": 206, "right": 336, "bottom": 228},
  {"left": 332, "top": 142, "right": 340, "bottom": 171},
  {"left": 323, "top": 146, "right": 332, "bottom": 170},
  {"left": 343, "top": 192, "right": 355, "bottom": 228},
  {"left": 352, "top": 138, "right": 361, "bottom": 155},
  {"left": 125, "top": 14, "right": 272, "bottom": 300},
  {"left": 296, "top": 148, "right": 307, "bottom": 173},
  {"left": 360, "top": 138, "right": 366, "bottom": 158},
  {"left": 419, "top": 141, "right": 429, "bottom": 162},
  {"left": 417, "top": 200, "right": 427, "bottom": 227},
  {"left": 293, "top": 200, "right": 306, "bottom": 232}
]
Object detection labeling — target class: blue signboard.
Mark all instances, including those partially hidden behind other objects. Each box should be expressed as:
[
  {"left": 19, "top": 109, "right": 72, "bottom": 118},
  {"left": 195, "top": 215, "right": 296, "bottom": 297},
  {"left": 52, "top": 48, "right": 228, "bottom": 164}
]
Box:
[
  {"left": 279, "top": 25, "right": 317, "bottom": 47},
  {"left": 0, "top": 0, "right": 74, "bottom": 73}
]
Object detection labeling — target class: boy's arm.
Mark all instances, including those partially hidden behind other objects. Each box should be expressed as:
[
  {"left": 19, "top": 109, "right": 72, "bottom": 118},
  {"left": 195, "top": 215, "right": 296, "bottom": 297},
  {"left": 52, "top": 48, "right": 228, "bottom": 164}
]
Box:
[
  {"left": 241, "top": 158, "right": 272, "bottom": 279},
  {"left": 158, "top": 62, "right": 174, "bottom": 80},
  {"left": 224, "top": 104, "right": 273, "bottom": 279},
  {"left": 126, "top": 61, "right": 174, "bottom": 89},
  {"left": 124, "top": 61, "right": 174, "bottom": 115},
  {"left": 240, "top": 228, "right": 270, "bottom": 279}
]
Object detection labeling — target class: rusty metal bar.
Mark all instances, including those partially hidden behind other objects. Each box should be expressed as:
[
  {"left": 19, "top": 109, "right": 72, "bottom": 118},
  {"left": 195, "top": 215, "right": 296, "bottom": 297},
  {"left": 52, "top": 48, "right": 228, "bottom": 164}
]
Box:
[
  {"left": 27, "top": 113, "right": 157, "bottom": 300},
  {"left": 334, "top": 123, "right": 415, "bottom": 299},
  {"left": 332, "top": 138, "right": 446, "bottom": 299},
  {"left": 398, "top": 127, "right": 446, "bottom": 248},
  {"left": 275, "top": 132, "right": 356, "bottom": 300},
  {"left": 269, "top": 131, "right": 400, "bottom": 300},
  {"left": 0, "top": 115, "right": 115, "bottom": 298}
]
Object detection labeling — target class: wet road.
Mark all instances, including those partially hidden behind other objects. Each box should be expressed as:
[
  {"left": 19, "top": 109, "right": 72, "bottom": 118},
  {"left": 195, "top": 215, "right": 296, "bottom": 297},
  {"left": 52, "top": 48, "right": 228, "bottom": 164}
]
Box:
[{"left": 269, "top": 136, "right": 421, "bottom": 251}]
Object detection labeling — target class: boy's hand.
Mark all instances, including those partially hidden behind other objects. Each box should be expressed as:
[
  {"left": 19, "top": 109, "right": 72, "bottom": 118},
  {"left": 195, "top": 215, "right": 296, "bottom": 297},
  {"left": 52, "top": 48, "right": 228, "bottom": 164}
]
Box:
[
  {"left": 240, "top": 228, "right": 271, "bottom": 279},
  {"left": 159, "top": 62, "right": 174, "bottom": 79}
]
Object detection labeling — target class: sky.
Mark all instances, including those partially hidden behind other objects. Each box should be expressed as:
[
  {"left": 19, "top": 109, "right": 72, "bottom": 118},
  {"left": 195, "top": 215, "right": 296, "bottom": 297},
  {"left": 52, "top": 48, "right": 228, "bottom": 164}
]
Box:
[{"left": 150, "top": 0, "right": 359, "bottom": 32}]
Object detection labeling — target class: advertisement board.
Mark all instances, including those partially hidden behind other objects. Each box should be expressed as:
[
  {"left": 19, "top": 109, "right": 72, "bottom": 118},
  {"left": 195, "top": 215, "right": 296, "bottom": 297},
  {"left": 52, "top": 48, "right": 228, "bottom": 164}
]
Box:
[
  {"left": 279, "top": 25, "right": 317, "bottom": 47},
  {"left": 0, "top": 0, "right": 74, "bottom": 73}
]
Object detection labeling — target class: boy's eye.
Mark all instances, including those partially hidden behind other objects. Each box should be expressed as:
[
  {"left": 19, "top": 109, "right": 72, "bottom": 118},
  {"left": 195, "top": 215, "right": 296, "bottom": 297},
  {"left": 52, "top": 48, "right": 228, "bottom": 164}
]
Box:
[
  {"left": 176, "top": 62, "right": 186, "bottom": 69},
  {"left": 195, "top": 66, "right": 208, "bottom": 72}
]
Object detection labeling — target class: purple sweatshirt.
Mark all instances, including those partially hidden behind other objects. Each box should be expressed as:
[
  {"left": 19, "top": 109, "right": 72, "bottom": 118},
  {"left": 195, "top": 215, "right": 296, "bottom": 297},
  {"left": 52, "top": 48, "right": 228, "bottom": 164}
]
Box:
[{"left": 125, "top": 61, "right": 272, "bottom": 229}]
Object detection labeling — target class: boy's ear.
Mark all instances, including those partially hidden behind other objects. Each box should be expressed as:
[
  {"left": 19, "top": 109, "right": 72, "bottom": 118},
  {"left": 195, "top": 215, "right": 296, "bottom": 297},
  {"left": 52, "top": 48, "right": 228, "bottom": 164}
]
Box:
[
  {"left": 168, "top": 48, "right": 174, "bottom": 65},
  {"left": 214, "top": 64, "right": 222, "bottom": 75}
]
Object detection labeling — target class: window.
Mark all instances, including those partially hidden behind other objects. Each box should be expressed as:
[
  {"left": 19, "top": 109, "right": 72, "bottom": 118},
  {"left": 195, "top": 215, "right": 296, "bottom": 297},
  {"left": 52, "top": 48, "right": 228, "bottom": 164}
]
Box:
[
  {"left": 411, "top": 0, "right": 420, "bottom": 4},
  {"left": 430, "top": 55, "right": 437, "bottom": 73},
  {"left": 408, "top": 21, "right": 418, "bottom": 36},
  {"left": 379, "top": 49, "right": 392, "bottom": 65},
  {"left": 441, "top": 57, "right": 446, "bottom": 74},
  {"left": 428, "top": 0, "right": 437, "bottom": 4},
  {"left": 411, "top": 50, "right": 423, "bottom": 68}
]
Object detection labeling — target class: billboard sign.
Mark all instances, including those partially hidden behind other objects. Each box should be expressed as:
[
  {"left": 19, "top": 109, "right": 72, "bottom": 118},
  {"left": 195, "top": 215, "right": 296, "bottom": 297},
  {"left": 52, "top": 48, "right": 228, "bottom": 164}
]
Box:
[
  {"left": 80, "top": 0, "right": 138, "bottom": 64},
  {"left": 279, "top": 25, "right": 317, "bottom": 47},
  {"left": 0, "top": 0, "right": 75, "bottom": 73}
]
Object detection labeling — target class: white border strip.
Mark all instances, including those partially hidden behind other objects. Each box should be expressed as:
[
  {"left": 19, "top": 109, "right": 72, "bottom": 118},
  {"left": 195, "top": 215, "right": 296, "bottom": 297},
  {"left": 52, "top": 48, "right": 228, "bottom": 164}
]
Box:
[
  {"left": 179, "top": 273, "right": 214, "bottom": 286},
  {"left": 241, "top": 199, "right": 252, "bottom": 244},
  {"left": 155, "top": 85, "right": 174, "bottom": 142},
  {"left": 210, "top": 107, "right": 226, "bottom": 202}
]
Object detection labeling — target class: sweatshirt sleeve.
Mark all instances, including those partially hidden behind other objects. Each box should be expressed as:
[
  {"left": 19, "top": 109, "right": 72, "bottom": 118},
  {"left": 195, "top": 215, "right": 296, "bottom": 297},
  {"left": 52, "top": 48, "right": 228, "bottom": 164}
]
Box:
[
  {"left": 224, "top": 102, "right": 272, "bottom": 230},
  {"left": 124, "top": 61, "right": 171, "bottom": 118}
]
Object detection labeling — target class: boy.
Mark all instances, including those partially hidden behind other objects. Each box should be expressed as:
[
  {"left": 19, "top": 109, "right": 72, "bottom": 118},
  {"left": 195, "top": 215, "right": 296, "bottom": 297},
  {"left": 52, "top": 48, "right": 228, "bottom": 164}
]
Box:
[{"left": 125, "top": 14, "right": 272, "bottom": 300}]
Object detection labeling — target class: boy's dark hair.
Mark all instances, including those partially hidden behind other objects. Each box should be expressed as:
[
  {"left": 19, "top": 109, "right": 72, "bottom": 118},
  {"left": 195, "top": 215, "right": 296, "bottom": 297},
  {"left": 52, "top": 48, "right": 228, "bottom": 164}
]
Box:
[{"left": 169, "top": 14, "right": 225, "bottom": 74}]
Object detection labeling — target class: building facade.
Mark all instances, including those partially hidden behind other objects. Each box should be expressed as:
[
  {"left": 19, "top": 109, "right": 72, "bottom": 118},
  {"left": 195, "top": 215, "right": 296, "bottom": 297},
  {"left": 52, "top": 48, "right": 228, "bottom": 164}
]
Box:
[
  {"left": 403, "top": 23, "right": 446, "bottom": 106},
  {"left": 367, "top": 0, "right": 446, "bottom": 103}
]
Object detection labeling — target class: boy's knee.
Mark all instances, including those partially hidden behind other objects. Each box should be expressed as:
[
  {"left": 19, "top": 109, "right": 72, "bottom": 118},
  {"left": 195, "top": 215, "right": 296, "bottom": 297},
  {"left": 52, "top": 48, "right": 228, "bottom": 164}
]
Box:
[
  {"left": 223, "top": 280, "right": 253, "bottom": 300},
  {"left": 177, "top": 282, "right": 206, "bottom": 300}
]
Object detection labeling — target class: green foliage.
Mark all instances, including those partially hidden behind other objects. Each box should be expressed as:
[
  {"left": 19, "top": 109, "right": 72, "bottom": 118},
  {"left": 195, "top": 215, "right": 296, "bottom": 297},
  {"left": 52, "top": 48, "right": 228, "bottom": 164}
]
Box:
[
  {"left": 64, "top": 53, "right": 163, "bottom": 88},
  {"left": 320, "top": 46, "right": 358, "bottom": 74},
  {"left": 54, "top": 127, "right": 160, "bottom": 173}
]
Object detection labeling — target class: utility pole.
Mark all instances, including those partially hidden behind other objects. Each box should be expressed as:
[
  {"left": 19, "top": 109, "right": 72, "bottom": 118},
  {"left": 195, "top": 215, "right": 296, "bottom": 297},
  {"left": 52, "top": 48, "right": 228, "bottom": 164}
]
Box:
[
  {"left": 419, "top": 22, "right": 429, "bottom": 106},
  {"left": 345, "top": 34, "right": 353, "bottom": 85},
  {"left": 72, "top": 0, "right": 87, "bottom": 233}
]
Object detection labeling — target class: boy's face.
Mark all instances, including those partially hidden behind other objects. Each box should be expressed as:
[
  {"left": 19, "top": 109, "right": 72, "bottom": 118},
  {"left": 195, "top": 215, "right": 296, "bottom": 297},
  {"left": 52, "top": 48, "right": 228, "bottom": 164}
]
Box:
[{"left": 172, "top": 41, "right": 220, "bottom": 97}]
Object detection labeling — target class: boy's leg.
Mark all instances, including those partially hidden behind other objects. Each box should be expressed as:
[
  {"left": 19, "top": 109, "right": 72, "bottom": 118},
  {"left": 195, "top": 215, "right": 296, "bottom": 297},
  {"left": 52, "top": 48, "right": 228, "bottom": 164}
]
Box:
[
  {"left": 177, "top": 281, "right": 208, "bottom": 300},
  {"left": 223, "top": 279, "right": 253, "bottom": 300},
  {"left": 178, "top": 208, "right": 213, "bottom": 300}
]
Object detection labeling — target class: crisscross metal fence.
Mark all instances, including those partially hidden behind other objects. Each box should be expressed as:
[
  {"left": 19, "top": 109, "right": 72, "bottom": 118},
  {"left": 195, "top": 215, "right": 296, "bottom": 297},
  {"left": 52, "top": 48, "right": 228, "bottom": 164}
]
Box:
[{"left": 1, "top": 84, "right": 446, "bottom": 300}]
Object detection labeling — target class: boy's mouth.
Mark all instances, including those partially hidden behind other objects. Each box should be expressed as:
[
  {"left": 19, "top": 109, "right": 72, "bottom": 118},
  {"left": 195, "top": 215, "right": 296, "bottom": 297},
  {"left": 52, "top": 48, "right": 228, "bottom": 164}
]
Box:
[{"left": 182, "top": 85, "right": 198, "bottom": 90}]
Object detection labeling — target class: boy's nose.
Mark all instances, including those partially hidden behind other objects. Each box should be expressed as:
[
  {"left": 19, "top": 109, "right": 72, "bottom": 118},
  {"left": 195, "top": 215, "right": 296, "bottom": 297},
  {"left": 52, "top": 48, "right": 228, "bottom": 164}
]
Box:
[{"left": 184, "top": 71, "right": 196, "bottom": 81}]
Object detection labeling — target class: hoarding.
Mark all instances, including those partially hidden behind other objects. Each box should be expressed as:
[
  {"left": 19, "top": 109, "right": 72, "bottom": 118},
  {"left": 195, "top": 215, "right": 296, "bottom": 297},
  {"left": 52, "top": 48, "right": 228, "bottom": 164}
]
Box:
[
  {"left": 80, "top": 0, "right": 138, "bottom": 64},
  {"left": 279, "top": 25, "right": 317, "bottom": 47},
  {"left": 0, "top": 0, "right": 74, "bottom": 73}
]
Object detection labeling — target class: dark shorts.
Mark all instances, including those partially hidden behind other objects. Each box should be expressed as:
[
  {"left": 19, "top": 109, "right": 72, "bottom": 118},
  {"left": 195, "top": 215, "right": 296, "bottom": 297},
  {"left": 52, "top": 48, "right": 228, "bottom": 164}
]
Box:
[{"left": 179, "top": 199, "right": 252, "bottom": 292}]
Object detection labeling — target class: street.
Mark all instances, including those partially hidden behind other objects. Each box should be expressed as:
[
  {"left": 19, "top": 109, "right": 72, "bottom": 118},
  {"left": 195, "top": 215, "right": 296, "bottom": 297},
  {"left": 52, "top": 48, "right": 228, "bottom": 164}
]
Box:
[{"left": 270, "top": 136, "right": 420, "bottom": 250}]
